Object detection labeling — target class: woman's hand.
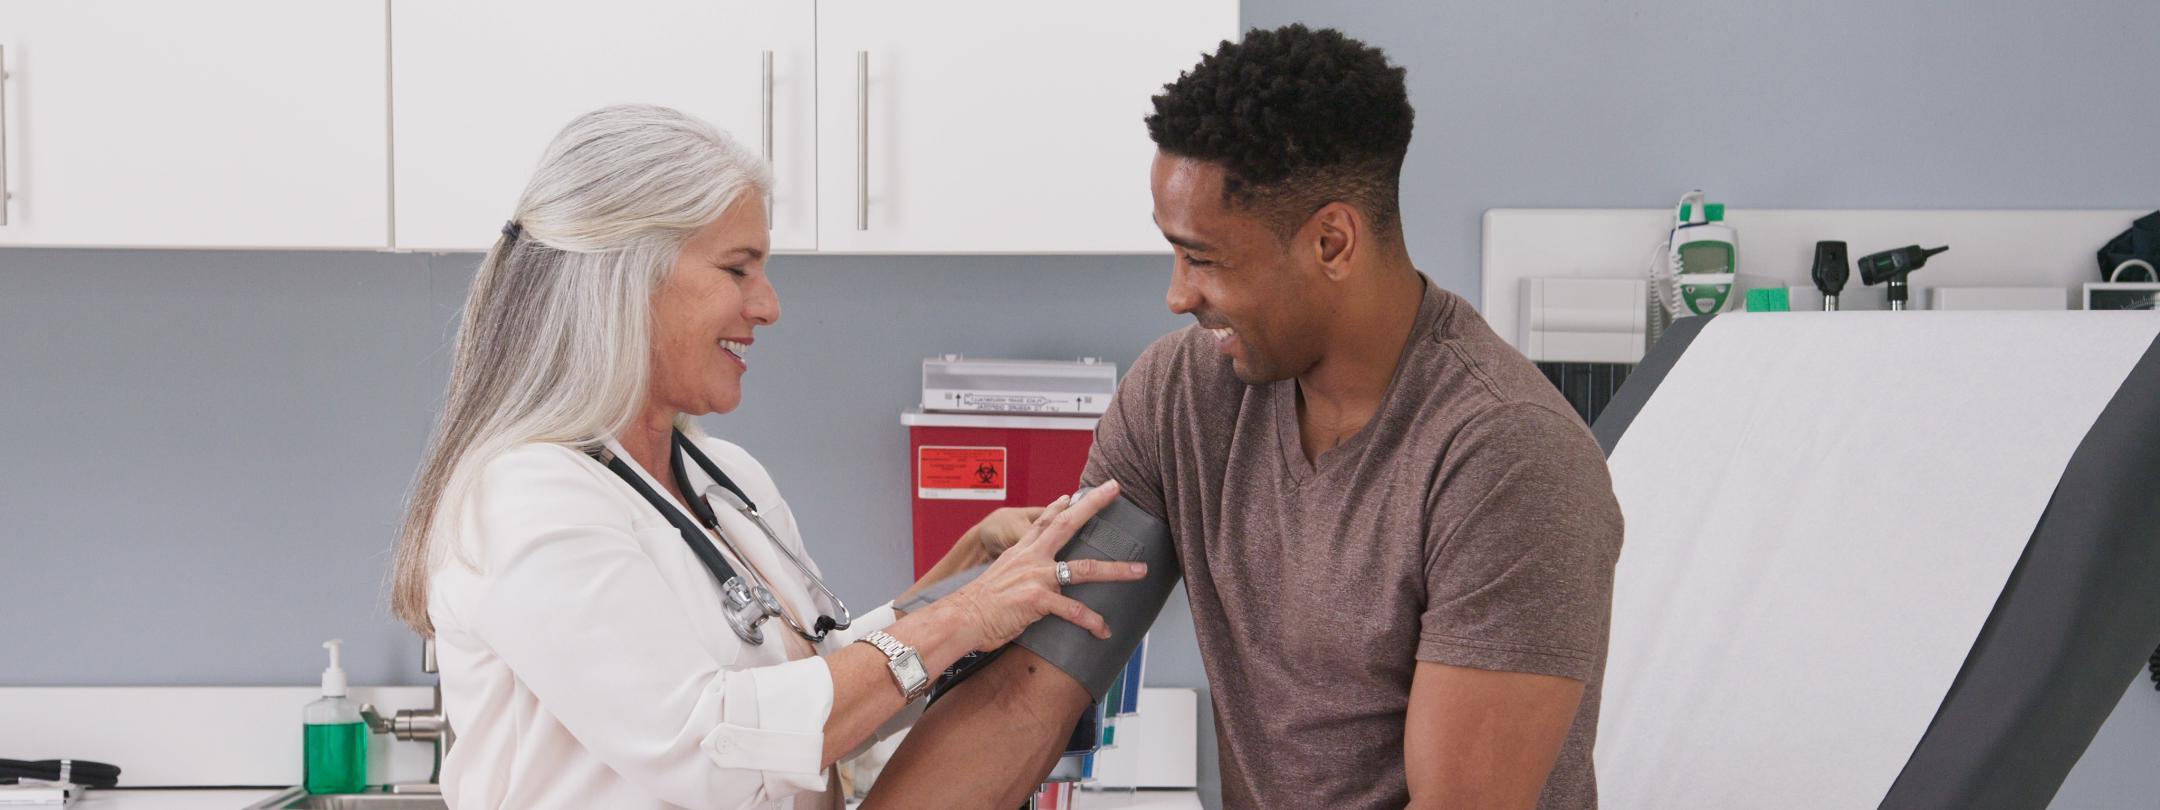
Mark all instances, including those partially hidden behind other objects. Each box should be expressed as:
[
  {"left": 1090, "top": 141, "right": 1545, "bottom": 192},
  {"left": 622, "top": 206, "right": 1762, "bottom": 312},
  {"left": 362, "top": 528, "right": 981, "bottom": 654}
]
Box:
[
  {"left": 894, "top": 504, "right": 1060, "bottom": 614},
  {"left": 939, "top": 482, "right": 1147, "bottom": 652},
  {"left": 968, "top": 506, "right": 1043, "bottom": 560}
]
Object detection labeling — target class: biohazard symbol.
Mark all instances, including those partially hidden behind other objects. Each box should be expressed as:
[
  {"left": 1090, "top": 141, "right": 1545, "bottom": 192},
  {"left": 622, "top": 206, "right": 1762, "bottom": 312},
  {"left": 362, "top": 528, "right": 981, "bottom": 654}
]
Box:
[{"left": 918, "top": 446, "right": 1007, "bottom": 494}]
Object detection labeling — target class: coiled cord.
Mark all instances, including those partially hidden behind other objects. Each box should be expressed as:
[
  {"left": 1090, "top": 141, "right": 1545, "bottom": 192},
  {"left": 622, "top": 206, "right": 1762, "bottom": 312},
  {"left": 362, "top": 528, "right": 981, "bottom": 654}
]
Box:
[{"left": 0, "top": 758, "right": 121, "bottom": 788}]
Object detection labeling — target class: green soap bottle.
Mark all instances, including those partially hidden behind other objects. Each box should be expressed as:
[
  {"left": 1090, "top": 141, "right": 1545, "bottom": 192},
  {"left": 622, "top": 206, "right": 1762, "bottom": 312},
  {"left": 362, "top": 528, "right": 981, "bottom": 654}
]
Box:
[{"left": 304, "top": 639, "right": 369, "bottom": 794}]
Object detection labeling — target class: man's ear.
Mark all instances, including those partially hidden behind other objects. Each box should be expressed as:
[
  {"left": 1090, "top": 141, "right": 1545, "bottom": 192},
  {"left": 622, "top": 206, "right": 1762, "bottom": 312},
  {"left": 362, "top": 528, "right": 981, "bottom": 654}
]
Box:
[{"left": 1308, "top": 202, "right": 1361, "bottom": 281}]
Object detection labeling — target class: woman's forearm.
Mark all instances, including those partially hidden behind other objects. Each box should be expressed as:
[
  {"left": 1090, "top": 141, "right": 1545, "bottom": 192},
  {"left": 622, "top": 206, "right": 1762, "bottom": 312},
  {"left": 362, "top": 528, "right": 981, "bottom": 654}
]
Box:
[{"left": 818, "top": 601, "right": 979, "bottom": 766}]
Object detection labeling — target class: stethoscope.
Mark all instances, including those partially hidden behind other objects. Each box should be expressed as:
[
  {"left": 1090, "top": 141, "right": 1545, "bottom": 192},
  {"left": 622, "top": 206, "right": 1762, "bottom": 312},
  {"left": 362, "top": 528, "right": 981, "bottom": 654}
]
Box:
[{"left": 589, "top": 430, "right": 851, "bottom": 646}]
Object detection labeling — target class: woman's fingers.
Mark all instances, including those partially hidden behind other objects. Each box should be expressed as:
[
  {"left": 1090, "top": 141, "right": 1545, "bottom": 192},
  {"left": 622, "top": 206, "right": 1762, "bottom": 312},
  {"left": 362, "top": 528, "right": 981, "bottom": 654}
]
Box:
[
  {"left": 1036, "top": 481, "right": 1121, "bottom": 555},
  {"left": 1031, "top": 498, "right": 1066, "bottom": 527},
  {"left": 1014, "top": 495, "right": 1072, "bottom": 552},
  {"left": 1040, "top": 593, "right": 1112, "bottom": 640},
  {"left": 974, "top": 506, "right": 1047, "bottom": 558},
  {"left": 1054, "top": 557, "right": 1148, "bottom": 585}
]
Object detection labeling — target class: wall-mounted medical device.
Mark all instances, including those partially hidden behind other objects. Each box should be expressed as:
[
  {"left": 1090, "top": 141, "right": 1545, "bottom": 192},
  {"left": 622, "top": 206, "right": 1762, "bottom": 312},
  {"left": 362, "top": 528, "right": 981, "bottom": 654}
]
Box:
[{"left": 1650, "top": 190, "right": 1738, "bottom": 319}]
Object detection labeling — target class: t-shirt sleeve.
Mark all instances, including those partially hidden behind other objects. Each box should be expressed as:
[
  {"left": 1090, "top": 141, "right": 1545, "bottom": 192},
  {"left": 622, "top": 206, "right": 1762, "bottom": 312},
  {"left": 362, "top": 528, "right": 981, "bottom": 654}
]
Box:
[
  {"left": 1080, "top": 338, "right": 1173, "bottom": 521},
  {"left": 1418, "top": 402, "right": 1624, "bottom": 682}
]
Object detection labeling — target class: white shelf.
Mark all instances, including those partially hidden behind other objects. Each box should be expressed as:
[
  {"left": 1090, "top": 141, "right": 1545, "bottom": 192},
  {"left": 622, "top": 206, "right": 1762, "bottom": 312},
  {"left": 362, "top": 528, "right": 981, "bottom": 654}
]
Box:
[{"left": 1482, "top": 208, "right": 2154, "bottom": 349}]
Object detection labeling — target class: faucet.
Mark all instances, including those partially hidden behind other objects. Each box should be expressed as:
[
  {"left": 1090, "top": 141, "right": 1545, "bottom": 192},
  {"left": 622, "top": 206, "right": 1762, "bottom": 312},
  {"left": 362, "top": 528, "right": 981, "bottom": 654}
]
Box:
[{"left": 360, "top": 638, "right": 456, "bottom": 794}]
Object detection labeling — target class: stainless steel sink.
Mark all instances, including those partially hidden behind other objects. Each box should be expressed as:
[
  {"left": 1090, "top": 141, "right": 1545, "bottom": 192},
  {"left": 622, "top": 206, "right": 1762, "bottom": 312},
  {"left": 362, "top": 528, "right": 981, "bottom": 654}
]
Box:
[
  {"left": 244, "top": 640, "right": 454, "bottom": 810},
  {"left": 243, "top": 787, "right": 448, "bottom": 810}
]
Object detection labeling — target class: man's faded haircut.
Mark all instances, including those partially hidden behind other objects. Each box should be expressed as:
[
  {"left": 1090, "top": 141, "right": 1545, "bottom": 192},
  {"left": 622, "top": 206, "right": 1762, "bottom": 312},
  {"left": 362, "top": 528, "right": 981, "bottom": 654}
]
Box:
[{"left": 1145, "top": 24, "right": 1415, "bottom": 240}]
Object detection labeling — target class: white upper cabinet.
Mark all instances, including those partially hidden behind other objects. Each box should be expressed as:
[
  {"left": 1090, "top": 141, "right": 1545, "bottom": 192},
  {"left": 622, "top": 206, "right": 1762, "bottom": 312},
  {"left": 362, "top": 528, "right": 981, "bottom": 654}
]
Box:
[
  {"left": 0, "top": 1, "right": 389, "bottom": 248},
  {"left": 0, "top": 2, "right": 1235, "bottom": 253},
  {"left": 391, "top": 1, "right": 816, "bottom": 252},
  {"left": 814, "top": 1, "right": 1237, "bottom": 254}
]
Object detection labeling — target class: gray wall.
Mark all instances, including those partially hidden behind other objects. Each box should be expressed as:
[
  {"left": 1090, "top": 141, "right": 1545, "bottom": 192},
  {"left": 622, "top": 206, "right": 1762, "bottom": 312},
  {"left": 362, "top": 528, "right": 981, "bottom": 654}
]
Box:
[
  {"left": 7, "top": 0, "right": 2160, "bottom": 806},
  {"left": 0, "top": 249, "right": 1196, "bottom": 683}
]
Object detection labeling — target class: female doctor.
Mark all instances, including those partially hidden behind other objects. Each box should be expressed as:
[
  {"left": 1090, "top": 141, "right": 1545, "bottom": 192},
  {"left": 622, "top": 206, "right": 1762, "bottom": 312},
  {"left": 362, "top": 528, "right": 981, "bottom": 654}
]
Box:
[{"left": 384, "top": 104, "right": 1144, "bottom": 809}]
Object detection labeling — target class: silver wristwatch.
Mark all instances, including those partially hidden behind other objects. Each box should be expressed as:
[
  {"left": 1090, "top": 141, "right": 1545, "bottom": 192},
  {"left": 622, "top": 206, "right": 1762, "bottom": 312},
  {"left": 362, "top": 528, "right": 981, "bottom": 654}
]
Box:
[{"left": 859, "top": 630, "right": 930, "bottom": 702}]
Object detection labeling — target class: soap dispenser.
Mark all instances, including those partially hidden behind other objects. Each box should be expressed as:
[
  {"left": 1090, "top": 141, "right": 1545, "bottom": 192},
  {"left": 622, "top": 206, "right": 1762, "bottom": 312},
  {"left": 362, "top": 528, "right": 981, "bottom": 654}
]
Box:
[{"left": 304, "top": 639, "right": 369, "bottom": 794}]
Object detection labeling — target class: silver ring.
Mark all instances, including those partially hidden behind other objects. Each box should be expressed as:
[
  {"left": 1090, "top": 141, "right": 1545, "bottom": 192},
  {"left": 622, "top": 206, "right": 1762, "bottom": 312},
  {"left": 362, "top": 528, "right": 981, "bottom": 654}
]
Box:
[{"left": 1055, "top": 560, "right": 1073, "bottom": 587}]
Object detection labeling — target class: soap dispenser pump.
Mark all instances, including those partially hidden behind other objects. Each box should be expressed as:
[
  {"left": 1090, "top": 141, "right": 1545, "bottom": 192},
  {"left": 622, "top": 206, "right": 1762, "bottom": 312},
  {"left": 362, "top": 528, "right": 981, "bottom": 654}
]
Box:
[{"left": 304, "top": 639, "right": 369, "bottom": 794}]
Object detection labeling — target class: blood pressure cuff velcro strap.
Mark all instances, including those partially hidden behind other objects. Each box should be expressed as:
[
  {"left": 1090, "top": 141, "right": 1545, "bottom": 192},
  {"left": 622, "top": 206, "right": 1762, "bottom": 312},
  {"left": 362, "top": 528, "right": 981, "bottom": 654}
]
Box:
[{"left": 1013, "top": 491, "right": 1180, "bottom": 702}]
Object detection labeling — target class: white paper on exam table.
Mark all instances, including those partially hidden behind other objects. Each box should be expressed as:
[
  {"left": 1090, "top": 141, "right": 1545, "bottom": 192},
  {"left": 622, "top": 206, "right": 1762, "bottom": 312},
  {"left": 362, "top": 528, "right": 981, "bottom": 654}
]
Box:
[{"left": 1596, "top": 312, "right": 2160, "bottom": 810}]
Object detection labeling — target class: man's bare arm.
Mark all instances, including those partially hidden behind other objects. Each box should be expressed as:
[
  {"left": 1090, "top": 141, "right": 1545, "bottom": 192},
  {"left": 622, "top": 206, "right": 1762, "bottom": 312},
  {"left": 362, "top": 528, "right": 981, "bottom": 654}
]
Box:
[
  {"left": 1403, "top": 661, "right": 1585, "bottom": 810},
  {"left": 860, "top": 647, "right": 1093, "bottom": 809}
]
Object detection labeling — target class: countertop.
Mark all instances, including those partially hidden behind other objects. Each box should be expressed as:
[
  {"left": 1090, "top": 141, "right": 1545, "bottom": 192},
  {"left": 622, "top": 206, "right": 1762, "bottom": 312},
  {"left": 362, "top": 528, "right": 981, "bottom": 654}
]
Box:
[
  {"left": 1066, "top": 791, "right": 1205, "bottom": 809},
  {"left": 67, "top": 788, "right": 283, "bottom": 809},
  {"left": 56, "top": 787, "right": 1200, "bottom": 809}
]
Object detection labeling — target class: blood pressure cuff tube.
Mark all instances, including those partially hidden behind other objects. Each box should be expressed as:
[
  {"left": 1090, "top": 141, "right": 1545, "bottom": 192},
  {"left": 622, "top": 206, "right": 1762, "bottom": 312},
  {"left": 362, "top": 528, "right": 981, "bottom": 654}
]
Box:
[
  {"left": 1012, "top": 491, "right": 1181, "bottom": 703},
  {"left": 895, "top": 563, "right": 989, "bottom": 615}
]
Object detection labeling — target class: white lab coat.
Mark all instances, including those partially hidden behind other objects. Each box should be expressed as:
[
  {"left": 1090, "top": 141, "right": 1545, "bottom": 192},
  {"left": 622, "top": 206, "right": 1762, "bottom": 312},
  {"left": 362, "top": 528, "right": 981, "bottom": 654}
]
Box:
[{"left": 428, "top": 434, "right": 907, "bottom": 810}]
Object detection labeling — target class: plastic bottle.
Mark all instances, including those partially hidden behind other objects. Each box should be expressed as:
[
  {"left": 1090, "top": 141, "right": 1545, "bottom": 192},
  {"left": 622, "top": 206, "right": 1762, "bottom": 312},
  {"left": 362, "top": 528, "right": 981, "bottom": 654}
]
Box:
[{"left": 304, "top": 639, "right": 369, "bottom": 794}]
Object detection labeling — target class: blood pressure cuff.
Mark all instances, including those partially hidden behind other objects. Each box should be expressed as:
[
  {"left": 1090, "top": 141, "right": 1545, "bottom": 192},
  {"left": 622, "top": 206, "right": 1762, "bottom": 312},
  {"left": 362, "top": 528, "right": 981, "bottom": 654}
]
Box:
[
  {"left": 1012, "top": 491, "right": 1181, "bottom": 702},
  {"left": 898, "top": 492, "right": 1179, "bottom": 703}
]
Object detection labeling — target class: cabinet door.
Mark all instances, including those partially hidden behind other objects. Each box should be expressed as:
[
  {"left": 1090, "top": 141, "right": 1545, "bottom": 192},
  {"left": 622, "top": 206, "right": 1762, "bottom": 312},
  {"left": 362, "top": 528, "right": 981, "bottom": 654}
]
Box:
[
  {"left": 814, "top": 1, "right": 1236, "bottom": 254},
  {"left": 0, "top": 1, "right": 389, "bottom": 248},
  {"left": 392, "top": 1, "right": 815, "bottom": 252}
]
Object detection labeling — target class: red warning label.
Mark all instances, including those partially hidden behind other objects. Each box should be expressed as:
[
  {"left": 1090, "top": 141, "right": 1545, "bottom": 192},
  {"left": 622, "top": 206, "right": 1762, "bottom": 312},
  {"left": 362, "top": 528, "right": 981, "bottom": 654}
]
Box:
[{"left": 918, "top": 446, "right": 1007, "bottom": 500}]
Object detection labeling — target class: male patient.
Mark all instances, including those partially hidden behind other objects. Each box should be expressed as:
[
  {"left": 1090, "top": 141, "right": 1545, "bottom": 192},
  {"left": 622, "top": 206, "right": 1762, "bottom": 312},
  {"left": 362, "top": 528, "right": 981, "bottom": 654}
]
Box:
[{"left": 873, "top": 25, "right": 1623, "bottom": 809}]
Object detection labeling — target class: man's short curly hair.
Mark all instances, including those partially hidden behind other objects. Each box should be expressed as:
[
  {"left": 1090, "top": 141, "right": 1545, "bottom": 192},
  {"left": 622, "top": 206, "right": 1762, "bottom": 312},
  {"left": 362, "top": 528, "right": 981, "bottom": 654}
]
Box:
[{"left": 1146, "top": 24, "right": 1413, "bottom": 240}]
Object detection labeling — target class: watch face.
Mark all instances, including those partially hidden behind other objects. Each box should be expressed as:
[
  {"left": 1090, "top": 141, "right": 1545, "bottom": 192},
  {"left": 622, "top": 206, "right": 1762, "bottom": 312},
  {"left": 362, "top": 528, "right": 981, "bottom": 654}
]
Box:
[{"left": 896, "top": 651, "right": 928, "bottom": 694}]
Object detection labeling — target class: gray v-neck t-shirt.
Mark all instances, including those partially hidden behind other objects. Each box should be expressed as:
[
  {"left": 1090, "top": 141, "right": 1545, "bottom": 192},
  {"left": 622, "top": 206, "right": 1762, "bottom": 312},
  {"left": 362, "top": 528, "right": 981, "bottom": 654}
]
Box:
[{"left": 1082, "top": 279, "right": 1623, "bottom": 809}]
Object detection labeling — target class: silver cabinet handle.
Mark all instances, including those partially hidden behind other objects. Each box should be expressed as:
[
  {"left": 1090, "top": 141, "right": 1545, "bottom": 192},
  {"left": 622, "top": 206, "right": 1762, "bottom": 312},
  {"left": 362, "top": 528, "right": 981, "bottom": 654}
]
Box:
[
  {"left": 1, "top": 44, "right": 11, "bottom": 227},
  {"left": 761, "top": 50, "right": 773, "bottom": 228},
  {"left": 856, "top": 50, "right": 867, "bottom": 232}
]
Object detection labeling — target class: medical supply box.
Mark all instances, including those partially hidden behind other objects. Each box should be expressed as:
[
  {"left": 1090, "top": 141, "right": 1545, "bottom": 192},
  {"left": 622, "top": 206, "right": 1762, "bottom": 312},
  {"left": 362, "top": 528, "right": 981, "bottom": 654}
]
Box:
[{"left": 904, "top": 356, "right": 1114, "bottom": 578}]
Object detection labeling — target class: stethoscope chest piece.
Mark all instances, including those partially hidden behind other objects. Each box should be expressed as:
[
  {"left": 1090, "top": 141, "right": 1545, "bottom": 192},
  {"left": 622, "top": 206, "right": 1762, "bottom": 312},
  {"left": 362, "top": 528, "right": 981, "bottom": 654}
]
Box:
[{"left": 720, "top": 576, "right": 783, "bottom": 646}]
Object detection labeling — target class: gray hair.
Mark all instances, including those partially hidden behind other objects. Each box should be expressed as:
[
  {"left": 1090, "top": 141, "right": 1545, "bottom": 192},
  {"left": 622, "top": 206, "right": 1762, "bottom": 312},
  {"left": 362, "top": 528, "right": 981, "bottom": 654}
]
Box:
[{"left": 391, "top": 104, "right": 771, "bottom": 635}]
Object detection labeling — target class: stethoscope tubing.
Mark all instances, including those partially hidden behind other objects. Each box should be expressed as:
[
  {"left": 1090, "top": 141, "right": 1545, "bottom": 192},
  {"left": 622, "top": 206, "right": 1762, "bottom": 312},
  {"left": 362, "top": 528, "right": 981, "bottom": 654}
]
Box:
[
  {"left": 700, "top": 481, "right": 852, "bottom": 642},
  {"left": 589, "top": 432, "right": 851, "bottom": 647}
]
